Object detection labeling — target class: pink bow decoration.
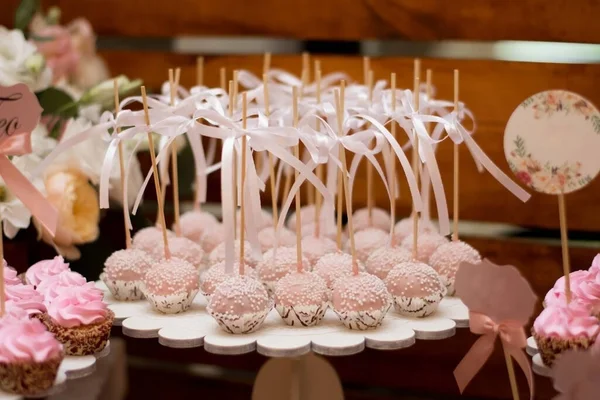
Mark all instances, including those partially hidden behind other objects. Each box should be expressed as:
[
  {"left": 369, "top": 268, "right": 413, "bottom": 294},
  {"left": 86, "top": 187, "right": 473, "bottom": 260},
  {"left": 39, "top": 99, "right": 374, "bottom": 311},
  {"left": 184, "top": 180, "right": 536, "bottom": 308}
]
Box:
[
  {"left": 0, "top": 84, "right": 58, "bottom": 235},
  {"left": 454, "top": 312, "right": 534, "bottom": 399}
]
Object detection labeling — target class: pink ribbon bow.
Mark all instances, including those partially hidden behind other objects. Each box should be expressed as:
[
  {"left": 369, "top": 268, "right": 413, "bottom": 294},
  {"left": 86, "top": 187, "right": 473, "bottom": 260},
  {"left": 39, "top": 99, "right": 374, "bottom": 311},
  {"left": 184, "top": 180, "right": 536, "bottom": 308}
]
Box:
[{"left": 454, "top": 312, "right": 534, "bottom": 399}]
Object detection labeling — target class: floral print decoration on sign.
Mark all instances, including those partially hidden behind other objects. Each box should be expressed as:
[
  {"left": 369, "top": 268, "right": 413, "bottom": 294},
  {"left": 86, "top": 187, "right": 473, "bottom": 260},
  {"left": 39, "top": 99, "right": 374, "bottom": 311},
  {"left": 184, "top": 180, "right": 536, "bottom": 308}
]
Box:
[{"left": 504, "top": 90, "right": 600, "bottom": 195}]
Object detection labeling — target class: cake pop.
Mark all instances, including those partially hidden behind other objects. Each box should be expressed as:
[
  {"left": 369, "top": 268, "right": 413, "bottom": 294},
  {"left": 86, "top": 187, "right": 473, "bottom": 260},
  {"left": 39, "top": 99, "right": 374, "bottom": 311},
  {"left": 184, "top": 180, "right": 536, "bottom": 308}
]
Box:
[
  {"left": 200, "top": 261, "right": 257, "bottom": 298},
  {"left": 365, "top": 245, "right": 412, "bottom": 280},
  {"left": 401, "top": 232, "right": 449, "bottom": 264},
  {"left": 256, "top": 246, "right": 311, "bottom": 294},
  {"left": 385, "top": 261, "right": 446, "bottom": 317},
  {"left": 237, "top": 208, "right": 272, "bottom": 231},
  {"left": 301, "top": 235, "right": 337, "bottom": 266},
  {"left": 313, "top": 252, "right": 364, "bottom": 289},
  {"left": 132, "top": 226, "right": 175, "bottom": 255},
  {"left": 207, "top": 275, "right": 272, "bottom": 334},
  {"left": 429, "top": 240, "right": 481, "bottom": 295},
  {"left": 331, "top": 273, "right": 392, "bottom": 330},
  {"left": 300, "top": 221, "right": 340, "bottom": 242},
  {"left": 349, "top": 227, "right": 388, "bottom": 263},
  {"left": 393, "top": 217, "right": 437, "bottom": 244},
  {"left": 209, "top": 239, "right": 262, "bottom": 269},
  {"left": 101, "top": 248, "right": 153, "bottom": 300},
  {"left": 350, "top": 207, "right": 391, "bottom": 233},
  {"left": 148, "top": 236, "right": 205, "bottom": 270},
  {"left": 274, "top": 271, "right": 329, "bottom": 326},
  {"left": 286, "top": 204, "right": 319, "bottom": 231},
  {"left": 257, "top": 226, "right": 296, "bottom": 252},
  {"left": 141, "top": 258, "right": 199, "bottom": 314},
  {"left": 178, "top": 210, "right": 219, "bottom": 244},
  {"left": 200, "top": 223, "right": 226, "bottom": 254}
]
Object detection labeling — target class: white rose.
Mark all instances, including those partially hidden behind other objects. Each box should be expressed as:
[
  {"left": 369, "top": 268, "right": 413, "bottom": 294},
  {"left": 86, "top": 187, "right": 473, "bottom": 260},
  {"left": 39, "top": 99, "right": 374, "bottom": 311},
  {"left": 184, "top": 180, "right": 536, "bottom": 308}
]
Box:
[{"left": 0, "top": 27, "right": 52, "bottom": 92}]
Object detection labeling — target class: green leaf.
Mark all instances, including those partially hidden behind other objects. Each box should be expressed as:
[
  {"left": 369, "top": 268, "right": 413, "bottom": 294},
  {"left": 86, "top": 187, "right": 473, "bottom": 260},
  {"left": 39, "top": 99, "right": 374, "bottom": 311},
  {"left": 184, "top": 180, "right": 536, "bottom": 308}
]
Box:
[
  {"left": 14, "top": 0, "right": 40, "bottom": 32},
  {"left": 36, "top": 87, "right": 79, "bottom": 119}
]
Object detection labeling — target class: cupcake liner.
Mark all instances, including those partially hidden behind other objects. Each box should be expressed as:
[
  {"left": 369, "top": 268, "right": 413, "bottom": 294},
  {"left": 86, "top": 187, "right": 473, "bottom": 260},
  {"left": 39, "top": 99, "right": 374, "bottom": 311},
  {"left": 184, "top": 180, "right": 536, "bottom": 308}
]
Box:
[
  {"left": 208, "top": 302, "right": 273, "bottom": 334},
  {"left": 533, "top": 331, "right": 596, "bottom": 367},
  {"left": 275, "top": 302, "right": 329, "bottom": 327},
  {"left": 439, "top": 275, "right": 456, "bottom": 296},
  {"left": 333, "top": 302, "right": 392, "bottom": 330},
  {"left": 100, "top": 273, "right": 145, "bottom": 301},
  {"left": 145, "top": 289, "right": 199, "bottom": 314},
  {"left": 33, "top": 311, "right": 114, "bottom": 356},
  {"left": 393, "top": 292, "right": 444, "bottom": 318},
  {"left": 0, "top": 353, "right": 63, "bottom": 396}
]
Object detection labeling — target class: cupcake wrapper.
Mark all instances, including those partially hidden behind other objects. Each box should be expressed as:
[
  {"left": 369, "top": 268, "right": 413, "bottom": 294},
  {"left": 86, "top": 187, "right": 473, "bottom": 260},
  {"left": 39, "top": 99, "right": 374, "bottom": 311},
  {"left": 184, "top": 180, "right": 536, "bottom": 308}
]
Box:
[
  {"left": 333, "top": 302, "right": 391, "bottom": 330},
  {"left": 145, "top": 289, "right": 199, "bottom": 314},
  {"left": 33, "top": 311, "right": 114, "bottom": 356},
  {"left": 275, "top": 302, "right": 329, "bottom": 327},
  {"left": 262, "top": 281, "right": 277, "bottom": 297},
  {"left": 533, "top": 331, "right": 595, "bottom": 367},
  {"left": 100, "top": 273, "right": 145, "bottom": 301},
  {"left": 393, "top": 292, "right": 443, "bottom": 318},
  {"left": 208, "top": 302, "right": 273, "bottom": 334},
  {"left": 439, "top": 275, "right": 456, "bottom": 296},
  {"left": 0, "top": 354, "right": 63, "bottom": 396}
]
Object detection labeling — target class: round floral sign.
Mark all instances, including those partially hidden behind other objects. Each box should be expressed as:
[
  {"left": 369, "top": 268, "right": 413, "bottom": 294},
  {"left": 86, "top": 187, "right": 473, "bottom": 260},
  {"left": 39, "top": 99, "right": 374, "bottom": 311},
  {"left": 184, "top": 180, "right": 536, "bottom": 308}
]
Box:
[{"left": 504, "top": 90, "right": 600, "bottom": 195}]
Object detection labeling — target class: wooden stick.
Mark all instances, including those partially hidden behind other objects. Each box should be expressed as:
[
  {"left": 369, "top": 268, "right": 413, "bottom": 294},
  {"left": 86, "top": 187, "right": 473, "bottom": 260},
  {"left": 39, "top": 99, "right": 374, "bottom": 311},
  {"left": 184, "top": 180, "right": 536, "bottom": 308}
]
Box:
[
  {"left": 263, "top": 73, "right": 278, "bottom": 230},
  {"left": 503, "top": 344, "right": 521, "bottom": 400},
  {"left": 411, "top": 60, "right": 421, "bottom": 260},
  {"left": 232, "top": 70, "right": 240, "bottom": 112},
  {"left": 239, "top": 92, "right": 248, "bottom": 276},
  {"left": 389, "top": 73, "right": 397, "bottom": 246},
  {"left": 314, "top": 65, "right": 323, "bottom": 238},
  {"left": 453, "top": 69, "right": 460, "bottom": 242},
  {"left": 196, "top": 56, "right": 204, "bottom": 87},
  {"left": 292, "top": 86, "right": 304, "bottom": 273},
  {"left": 141, "top": 86, "right": 170, "bottom": 259},
  {"left": 220, "top": 67, "right": 226, "bottom": 91},
  {"left": 263, "top": 52, "right": 271, "bottom": 75},
  {"left": 366, "top": 69, "right": 374, "bottom": 226},
  {"left": 114, "top": 79, "right": 132, "bottom": 249},
  {"left": 558, "top": 193, "right": 572, "bottom": 303},
  {"left": 336, "top": 82, "right": 358, "bottom": 274},
  {"left": 362, "top": 56, "right": 370, "bottom": 88}
]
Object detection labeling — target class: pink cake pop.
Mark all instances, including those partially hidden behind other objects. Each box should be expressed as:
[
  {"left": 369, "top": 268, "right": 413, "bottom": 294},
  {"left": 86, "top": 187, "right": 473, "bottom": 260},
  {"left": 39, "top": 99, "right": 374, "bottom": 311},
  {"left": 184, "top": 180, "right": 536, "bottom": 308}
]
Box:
[
  {"left": 208, "top": 239, "right": 262, "bottom": 269},
  {"left": 301, "top": 235, "right": 337, "bottom": 266},
  {"left": 313, "top": 252, "right": 365, "bottom": 289},
  {"left": 286, "top": 204, "right": 319, "bottom": 231},
  {"left": 256, "top": 246, "right": 311, "bottom": 294},
  {"left": 349, "top": 227, "right": 388, "bottom": 263},
  {"left": 200, "top": 223, "right": 225, "bottom": 254},
  {"left": 401, "top": 232, "right": 449, "bottom": 264},
  {"left": 148, "top": 236, "right": 205, "bottom": 270},
  {"left": 207, "top": 275, "right": 272, "bottom": 334},
  {"left": 385, "top": 261, "right": 446, "bottom": 317},
  {"left": 132, "top": 226, "right": 175, "bottom": 255},
  {"left": 429, "top": 241, "right": 481, "bottom": 295},
  {"left": 365, "top": 246, "right": 412, "bottom": 280},
  {"left": 274, "top": 271, "right": 329, "bottom": 326},
  {"left": 331, "top": 273, "right": 392, "bottom": 330},
  {"left": 257, "top": 226, "right": 296, "bottom": 252},
  {"left": 350, "top": 207, "right": 391, "bottom": 233},
  {"left": 300, "top": 221, "right": 341, "bottom": 242},
  {"left": 237, "top": 208, "right": 272, "bottom": 231},
  {"left": 141, "top": 258, "right": 199, "bottom": 314},
  {"left": 101, "top": 248, "right": 153, "bottom": 300},
  {"left": 177, "top": 210, "right": 219, "bottom": 244},
  {"left": 393, "top": 217, "right": 437, "bottom": 244},
  {"left": 200, "top": 261, "right": 257, "bottom": 298}
]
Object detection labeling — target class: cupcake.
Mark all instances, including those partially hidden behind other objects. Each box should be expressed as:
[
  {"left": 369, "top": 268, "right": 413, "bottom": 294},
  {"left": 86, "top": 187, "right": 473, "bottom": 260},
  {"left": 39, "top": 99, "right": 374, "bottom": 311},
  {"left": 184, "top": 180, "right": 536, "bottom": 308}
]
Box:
[
  {"left": 572, "top": 272, "right": 600, "bottom": 315},
  {"left": 147, "top": 236, "right": 206, "bottom": 270},
  {"left": 365, "top": 246, "right": 412, "bottom": 280},
  {"left": 178, "top": 210, "right": 219, "bottom": 243},
  {"left": 255, "top": 246, "right": 311, "bottom": 294},
  {"left": 3, "top": 260, "right": 21, "bottom": 286},
  {"left": 332, "top": 273, "right": 392, "bottom": 330},
  {"left": 274, "top": 271, "right": 329, "bottom": 327},
  {"left": 0, "top": 319, "right": 63, "bottom": 396},
  {"left": 200, "top": 261, "right": 257, "bottom": 299},
  {"left": 25, "top": 256, "right": 70, "bottom": 287},
  {"left": 350, "top": 207, "right": 391, "bottom": 233},
  {"left": 207, "top": 275, "right": 272, "bottom": 334},
  {"left": 532, "top": 302, "right": 600, "bottom": 366},
  {"left": 590, "top": 254, "right": 600, "bottom": 274},
  {"left": 37, "top": 270, "right": 87, "bottom": 303},
  {"left": 142, "top": 258, "right": 199, "bottom": 314},
  {"left": 0, "top": 306, "right": 29, "bottom": 329},
  {"left": 385, "top": 262, "right": 446, "bottom": 317},
  {"left": 101, "top": 249, "right": 153, "bottom": 301},
  {"left": 34, "top": 285, "right": 113, "bottom": 356},
  {"left": 429, "top": 240, "right": 481, "bottom": 295},
  {"left": 543, "top": 270, "right": 592, "bottom": 310},
  {"left": 5, "top": 284, "right": 47, "bottom": 317}
]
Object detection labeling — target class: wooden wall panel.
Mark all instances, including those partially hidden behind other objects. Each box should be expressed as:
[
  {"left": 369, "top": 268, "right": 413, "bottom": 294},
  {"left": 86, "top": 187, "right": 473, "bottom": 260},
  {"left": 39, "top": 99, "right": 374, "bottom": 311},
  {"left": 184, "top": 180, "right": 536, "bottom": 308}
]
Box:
[
  {"left": 2, "top": 0, "right": 598, "bottom": 42},
  {"left": 102, "top": 51, "right": 600, "bottom": 231}
]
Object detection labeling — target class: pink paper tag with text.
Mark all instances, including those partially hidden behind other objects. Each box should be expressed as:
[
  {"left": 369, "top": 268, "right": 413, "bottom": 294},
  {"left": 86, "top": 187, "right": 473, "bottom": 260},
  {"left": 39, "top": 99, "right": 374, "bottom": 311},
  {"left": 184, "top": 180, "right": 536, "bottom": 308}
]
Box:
[{"left": 0, "top": 83, "right": 43, "bottom": 156}]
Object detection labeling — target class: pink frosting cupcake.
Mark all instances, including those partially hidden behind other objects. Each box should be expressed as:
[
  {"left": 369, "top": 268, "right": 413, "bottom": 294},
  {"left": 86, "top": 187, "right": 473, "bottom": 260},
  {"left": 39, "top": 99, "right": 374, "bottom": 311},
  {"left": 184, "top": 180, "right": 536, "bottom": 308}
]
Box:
[
  {"left": 5, "top": 284, "right": 47, "bottom": 316},
  {"left": 25, "top": 256, "right": 70, "bottom": 287},
  {"left": 533, "top": 302, "right": 600, "bottom": 366},
  {"left": 3, "top": 260, "right": 21, "bottom": 286},
  {"left": 34, "top": 285, "right": 113, "bottom": 356},
  {"left": 37, "top": 270, "right": 87, "bottom": 304},
  {"left": 0, "top": 319, "right": 63, "bottom": 395},
  {"left": 0, "top": 306, "right": 29, "bottom": 329},
  {"left": 573, "top": 272, "right": 600, "bottom": 315},
  {"left": 590, "top": 254, "right": 600, "bottom": 275}
]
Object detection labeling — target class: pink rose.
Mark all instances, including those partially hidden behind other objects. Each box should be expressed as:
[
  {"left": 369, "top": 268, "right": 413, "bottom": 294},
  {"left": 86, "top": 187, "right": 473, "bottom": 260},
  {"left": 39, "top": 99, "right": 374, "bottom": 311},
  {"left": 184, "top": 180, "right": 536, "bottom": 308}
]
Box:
[
  {"left": 31, "top": 25, "right": 79, "bottom": 83},
  {"left": 515, "top": 170, "right": 532, "bottom": 185}
]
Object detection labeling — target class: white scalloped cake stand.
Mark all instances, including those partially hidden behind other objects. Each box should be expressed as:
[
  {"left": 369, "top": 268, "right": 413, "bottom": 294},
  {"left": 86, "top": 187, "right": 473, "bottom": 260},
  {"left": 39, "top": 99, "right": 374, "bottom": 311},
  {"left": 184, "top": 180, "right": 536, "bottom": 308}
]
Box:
[
  {"left": 96, "top": 281, "right": 469, "bottom": 357},
  {"left": 526, "top": 336, "right": 551, "bottom": 377},
  {"left": 0, "top": 341, "right": 111, "bottom": 399}
]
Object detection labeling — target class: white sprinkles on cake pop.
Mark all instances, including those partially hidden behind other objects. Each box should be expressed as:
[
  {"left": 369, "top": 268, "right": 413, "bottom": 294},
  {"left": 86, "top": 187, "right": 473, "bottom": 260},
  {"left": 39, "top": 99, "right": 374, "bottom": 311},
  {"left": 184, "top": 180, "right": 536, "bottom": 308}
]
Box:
[
  {"left": 350, "top": 207, "right": 391, "bottom": 233},
  {"left": 393, "top": 217, "right": 437, "bottom": 244},
  {"left": 101, "top": 248, "right": 153, "bottom": 300},
  {"left": 200, "top": 223, "right": 225, "bottom": 254},
  {"left": 400, "top": 232, "right": 449, "bottom": 264},
  {"left": 257, "top": 226, "right": 296, "bottom": 252},
  {"left": 313, "top": 252, "right": 364, "bottom": 289},
  {"left": 256, "top": 246, "right": 311, "bottom": 294},
  {"left": 208, "top": 239, "right": 262, "bottom": 269},
  {"left": 142, "top": 258, "right": 199, "bottom": 314},
  {"left": 132, "top": 226, "right": 175, "bottom": 254},
  {"left": 365, "top": 245, "right": 412, "bottom": 280},
  {"left": 148, "top": 236, "right": 205, "bottom": 270},
  {"left": 349, "top": 227, "right": 388, "bottom": 263},
  {"left": 200, "top": 260, "right": 257, "bottom": 298},
  {"left": 274, "top": 271, "right": 329, "bottom": 327},
  {"left": 178, "top": 210, "right": 219, "bottom": 243},
  {"left": 429, "top": 240, "right": 481, "bottom": 295}
]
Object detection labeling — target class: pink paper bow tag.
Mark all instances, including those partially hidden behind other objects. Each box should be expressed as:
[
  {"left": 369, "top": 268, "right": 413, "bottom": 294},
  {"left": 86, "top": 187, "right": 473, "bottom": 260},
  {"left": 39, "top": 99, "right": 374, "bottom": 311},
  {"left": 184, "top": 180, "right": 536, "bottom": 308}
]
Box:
[
  {"left": 0, "top": 84, "right": 42, "bottom": 155},
  {"left": 551, "top": 349, "right": 600, "bottom": 400}
]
